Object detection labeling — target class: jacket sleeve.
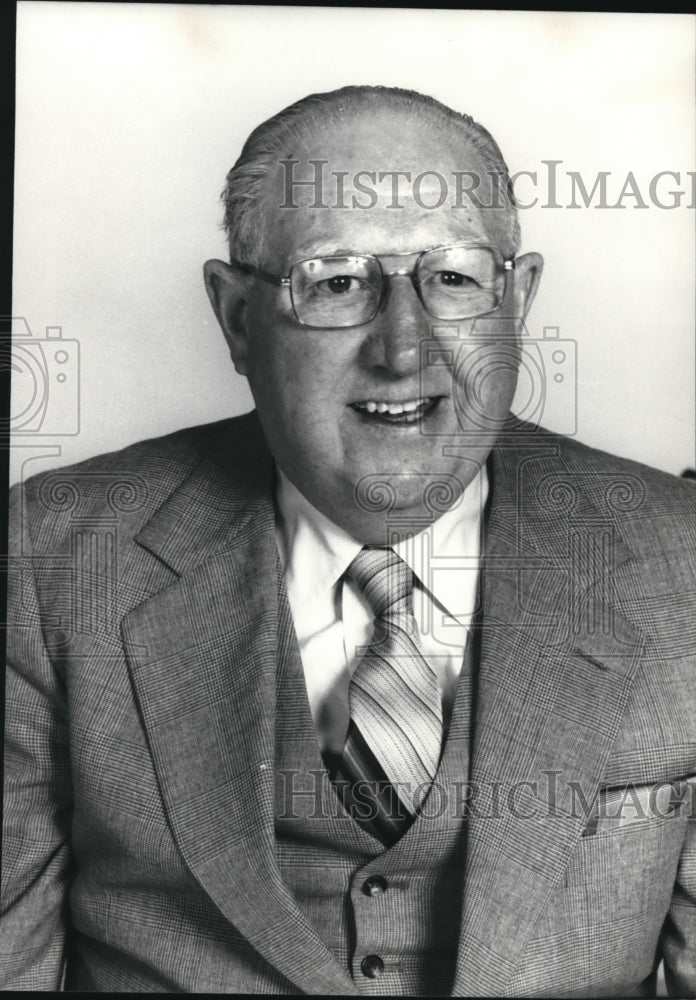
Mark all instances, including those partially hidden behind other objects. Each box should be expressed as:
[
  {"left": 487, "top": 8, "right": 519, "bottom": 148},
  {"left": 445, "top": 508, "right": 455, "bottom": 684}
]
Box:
[
  {"left": 1, "top": 483, "right": 73, "bottom": 989},
  {"left": 661, "top": 776, "right": 696, "bottom": 997}
]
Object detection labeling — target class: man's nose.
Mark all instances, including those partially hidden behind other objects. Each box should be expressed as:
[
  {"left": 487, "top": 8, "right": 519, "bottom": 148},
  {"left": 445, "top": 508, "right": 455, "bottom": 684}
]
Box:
[{"left": 359, "top": 274, "right": 430, "bottom": 377}]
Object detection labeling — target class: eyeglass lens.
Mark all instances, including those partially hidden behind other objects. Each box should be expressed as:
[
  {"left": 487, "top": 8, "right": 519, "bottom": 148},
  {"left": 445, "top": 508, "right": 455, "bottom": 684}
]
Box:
[{"left": 289, "top": 246, "right": 505, "bottom": 328}]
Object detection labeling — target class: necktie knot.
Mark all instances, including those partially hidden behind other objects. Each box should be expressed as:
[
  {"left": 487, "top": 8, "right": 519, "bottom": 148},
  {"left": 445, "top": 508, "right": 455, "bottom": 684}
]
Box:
[{"left": 345, "top": 546, "right": 413, "bottom": 619}]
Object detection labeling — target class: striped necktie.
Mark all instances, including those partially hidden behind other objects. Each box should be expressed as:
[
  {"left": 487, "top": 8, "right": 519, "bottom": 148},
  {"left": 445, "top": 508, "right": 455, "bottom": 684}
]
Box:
[{"left": 327, "top": 546, "right": 443, "bottom": 844}]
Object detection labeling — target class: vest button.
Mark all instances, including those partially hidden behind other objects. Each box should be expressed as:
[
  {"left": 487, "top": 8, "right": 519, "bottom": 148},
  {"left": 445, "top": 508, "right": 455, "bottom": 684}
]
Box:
[
  {"left": 362, "top": 875, "right": 388, "bottom": 896},
  {"left": 361, "top": 954, "right": 385, "bottom": 979}
]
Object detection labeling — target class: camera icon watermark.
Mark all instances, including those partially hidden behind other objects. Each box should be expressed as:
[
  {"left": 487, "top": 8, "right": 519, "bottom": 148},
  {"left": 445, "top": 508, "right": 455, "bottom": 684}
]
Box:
[
  {"left": 418, "top": 320, "right": 577, "bottom": 437},
  {"left": 2, "top": 316, "right": 80, "bottom": 435},
  {"left": 517, "top": 326, "right": 577, "bottom": 435}
]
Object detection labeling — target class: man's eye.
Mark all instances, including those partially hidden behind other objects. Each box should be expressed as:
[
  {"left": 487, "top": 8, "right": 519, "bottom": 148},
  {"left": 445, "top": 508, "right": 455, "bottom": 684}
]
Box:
[
  {"left": 437, "top": 270, "right": 478, "bottom": 288},
  {"left": 325, "top": 275, "right": 357, "bottom": 294},
  {"left": 304, "top": 273, "right": 375, "bottom": 301}
]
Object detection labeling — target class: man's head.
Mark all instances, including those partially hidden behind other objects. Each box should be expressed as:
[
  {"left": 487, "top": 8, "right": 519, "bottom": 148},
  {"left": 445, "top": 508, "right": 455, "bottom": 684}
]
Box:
[{"left": 205, "top": 85, "right": 542, "bottom": 542}]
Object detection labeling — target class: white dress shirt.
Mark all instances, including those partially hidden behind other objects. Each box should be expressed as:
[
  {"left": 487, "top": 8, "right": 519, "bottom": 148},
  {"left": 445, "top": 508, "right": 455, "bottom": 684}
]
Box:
[{"left": 275, "top": 467, "right": 488, "bottom": 755}]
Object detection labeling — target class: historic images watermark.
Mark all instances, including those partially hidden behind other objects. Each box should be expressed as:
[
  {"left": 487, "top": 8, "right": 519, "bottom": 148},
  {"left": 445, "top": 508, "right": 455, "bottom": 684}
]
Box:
[
  {"left": 417, "top": 320, "right": 577, "bottom": 437},
  {"left": 279, "top": 159, "right": 696, "bottom": 211},
  {"left": 3, "top": 316, "right": 81, "bottom": 437},
  {"left": 277, "top": 769, "right": 695, "bottom": 829}
]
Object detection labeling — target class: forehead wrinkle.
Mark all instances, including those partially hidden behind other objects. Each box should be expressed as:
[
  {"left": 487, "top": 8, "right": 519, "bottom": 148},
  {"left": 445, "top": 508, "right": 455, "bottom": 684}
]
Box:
[
  {"left": 290, "top": 243, "right": 361, "bottom": 261},
  {"left": 281, "top": 211, "right": 497, "bottom": 258},
  {"left": 275, "top": 225, "right": 502, "bottom": 270},
  {"left": 285, "top": 242, "right": 444, "bottom": 261},
  {"left": 290, "top": 240, "right": 496, "bottom": 263}
]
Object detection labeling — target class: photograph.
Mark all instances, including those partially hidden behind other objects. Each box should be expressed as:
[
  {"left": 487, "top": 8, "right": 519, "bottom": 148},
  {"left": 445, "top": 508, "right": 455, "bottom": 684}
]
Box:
[{"left": 4, "top": 4, "right": 695, "bottom": 995}]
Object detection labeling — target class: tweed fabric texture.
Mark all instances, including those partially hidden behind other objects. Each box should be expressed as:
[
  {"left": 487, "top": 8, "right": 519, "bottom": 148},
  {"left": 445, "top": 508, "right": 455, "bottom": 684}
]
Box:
[{"left": 3, "top": 412, "right": 696, "bottom": 995}]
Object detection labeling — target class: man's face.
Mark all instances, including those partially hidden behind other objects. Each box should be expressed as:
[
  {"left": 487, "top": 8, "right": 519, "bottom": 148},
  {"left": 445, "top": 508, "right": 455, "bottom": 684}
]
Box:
[{"left": 206, "top": 109, "right": 542, "bottom": 542}]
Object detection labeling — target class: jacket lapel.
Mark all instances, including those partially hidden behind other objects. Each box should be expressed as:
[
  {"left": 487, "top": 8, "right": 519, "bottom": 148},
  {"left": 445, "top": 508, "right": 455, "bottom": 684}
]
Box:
[
  {"left": 121, "top": 421, "right": 357, "bottom": 995},
  {"left": 453, "top": 429, "right": 647, "bottom": 996}
]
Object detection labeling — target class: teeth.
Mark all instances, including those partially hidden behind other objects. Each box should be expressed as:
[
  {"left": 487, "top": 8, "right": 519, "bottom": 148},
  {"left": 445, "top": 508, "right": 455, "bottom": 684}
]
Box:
[{"left": 356, "top": 397, "right": 431, "bottom": 416}]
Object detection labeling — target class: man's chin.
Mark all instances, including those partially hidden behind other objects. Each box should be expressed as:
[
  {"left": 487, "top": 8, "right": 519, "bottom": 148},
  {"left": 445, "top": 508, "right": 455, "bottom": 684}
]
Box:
[{"left": 333, "top": 467, "right": 467, "bottom": 543}]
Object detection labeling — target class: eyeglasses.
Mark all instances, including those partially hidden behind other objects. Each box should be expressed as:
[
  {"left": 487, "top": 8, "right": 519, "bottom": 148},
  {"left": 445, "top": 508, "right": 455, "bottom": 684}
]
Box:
[{"left": 232, "top": 243, "right": 515, "bottom": 329}]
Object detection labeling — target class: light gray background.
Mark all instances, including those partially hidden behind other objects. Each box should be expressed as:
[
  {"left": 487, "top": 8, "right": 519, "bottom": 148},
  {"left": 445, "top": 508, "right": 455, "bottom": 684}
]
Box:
[{"left": 11, "top": 4, "right": 695, "bottom": 485}]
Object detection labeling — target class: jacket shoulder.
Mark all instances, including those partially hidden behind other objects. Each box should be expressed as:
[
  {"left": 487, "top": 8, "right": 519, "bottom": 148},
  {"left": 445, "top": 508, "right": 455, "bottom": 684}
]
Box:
[
  {"left": 12, "top": 412, "right": 265, "bottom": 546},
  {"left": 554, "top": 430, "right": 696, "bottom": 525},
  {"left": 499, "top": 419, "right": 696, "bottom": 562},
  {"left": 518, "top": 427, "right": 696, "bottom": 578},
  {"left": 506, "top": 418, "right": 695, "bottom": 518}
]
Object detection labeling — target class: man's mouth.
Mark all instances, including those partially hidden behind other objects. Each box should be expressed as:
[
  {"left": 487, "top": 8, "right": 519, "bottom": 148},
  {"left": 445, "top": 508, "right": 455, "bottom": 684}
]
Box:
[{"left": 350, "top": 396, "right": 439, "bottom": 424}]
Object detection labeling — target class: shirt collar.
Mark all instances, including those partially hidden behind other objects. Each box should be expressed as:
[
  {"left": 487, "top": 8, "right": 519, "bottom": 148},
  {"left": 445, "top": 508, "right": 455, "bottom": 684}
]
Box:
[
  {"left": 275, "top": 472, "right": 362, "bottom": 611},
  {"left": 275, "top": 465, "right": 488, "bottom": 616},
  {"left": 393, "top": 466, "right": 488, "bottom": 619}
]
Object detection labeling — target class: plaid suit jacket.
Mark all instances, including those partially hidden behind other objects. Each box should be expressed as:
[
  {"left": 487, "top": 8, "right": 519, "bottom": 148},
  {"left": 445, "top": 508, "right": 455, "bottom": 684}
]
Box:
[{"left": 3, "top": 412, "right": 696, "bottom": 995}]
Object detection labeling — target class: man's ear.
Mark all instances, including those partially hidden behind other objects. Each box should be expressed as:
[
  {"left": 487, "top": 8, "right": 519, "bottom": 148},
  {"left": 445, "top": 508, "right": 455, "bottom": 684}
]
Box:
[
  {"left": 203, "top": 259, "right": 250, "bottom": 376},
  {"left": 511, "top": 251, "right": 544, "bottom": 321}
]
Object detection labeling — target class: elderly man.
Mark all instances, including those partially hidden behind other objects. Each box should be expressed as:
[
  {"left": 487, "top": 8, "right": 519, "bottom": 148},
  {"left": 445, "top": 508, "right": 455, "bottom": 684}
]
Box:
[{"left": 3, "top": 86, "right": 695, "bottom": 996}]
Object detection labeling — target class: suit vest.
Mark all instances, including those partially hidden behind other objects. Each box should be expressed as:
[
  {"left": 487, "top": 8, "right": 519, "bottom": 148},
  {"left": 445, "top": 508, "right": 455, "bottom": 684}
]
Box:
[{"left": 274, "top": 592, "right": 478, "bottom": 995}]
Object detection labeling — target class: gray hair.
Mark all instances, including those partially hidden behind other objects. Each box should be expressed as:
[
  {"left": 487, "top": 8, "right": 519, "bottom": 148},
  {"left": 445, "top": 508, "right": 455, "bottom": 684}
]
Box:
[{"left": 221, "top": 85, "right": 521, "bottom": 265}]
